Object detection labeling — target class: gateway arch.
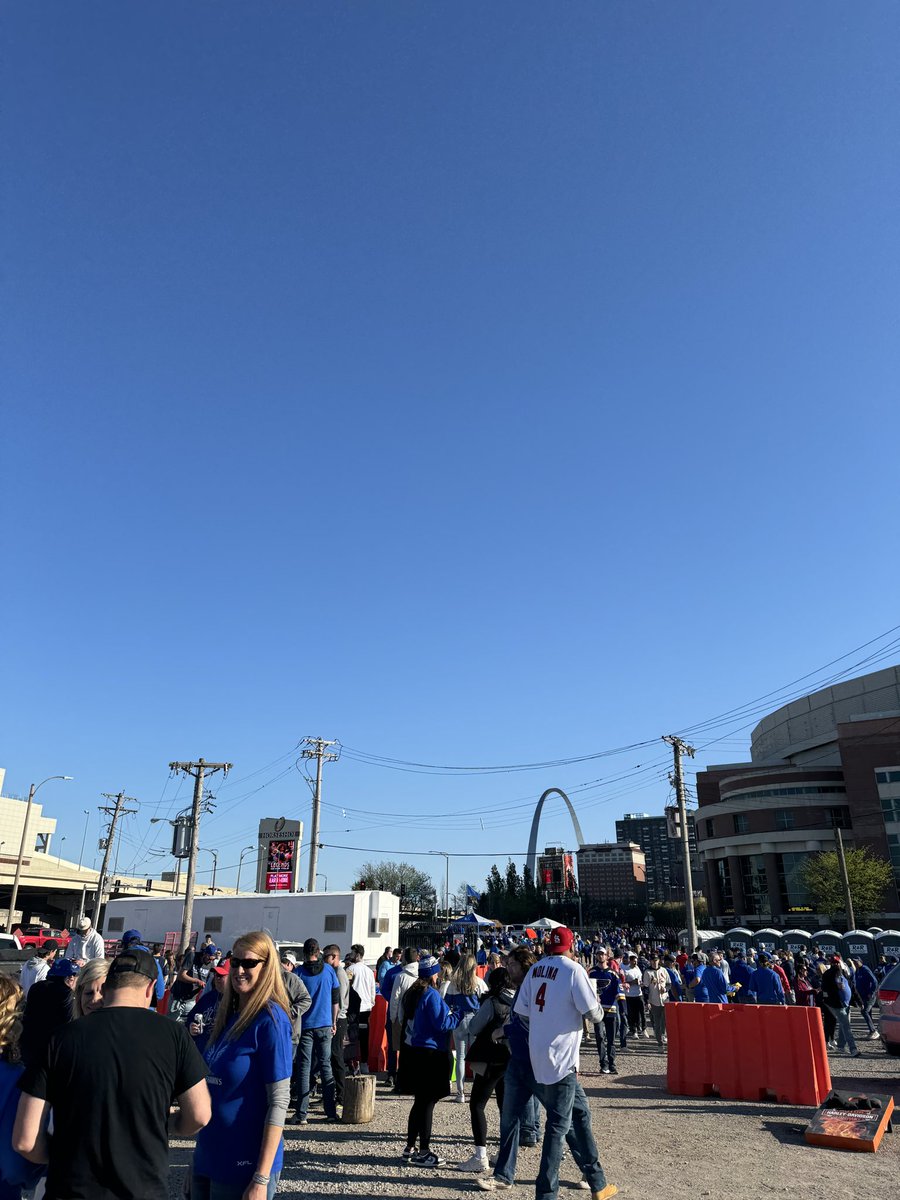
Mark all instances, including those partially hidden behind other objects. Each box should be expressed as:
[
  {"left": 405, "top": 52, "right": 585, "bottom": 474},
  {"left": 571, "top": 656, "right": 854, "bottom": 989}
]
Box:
[{"left": 525, "top": 787, "right": 585, "bottom": 881}]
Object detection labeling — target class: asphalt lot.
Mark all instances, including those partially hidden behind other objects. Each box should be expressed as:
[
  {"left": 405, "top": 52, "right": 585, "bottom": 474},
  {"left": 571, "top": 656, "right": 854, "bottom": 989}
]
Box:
[{"left": 170, "top": 1027, "right": 899, "bottom": 1199}]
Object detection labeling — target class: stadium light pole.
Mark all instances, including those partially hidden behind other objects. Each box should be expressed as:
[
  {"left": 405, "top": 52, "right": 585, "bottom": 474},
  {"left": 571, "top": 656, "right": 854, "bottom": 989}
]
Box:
[
  {"left": 236, "top": 846, "right": 256, "bottom": 894},
  {"left": 428, "top": 851, "right": 451, "bottom": 923}
]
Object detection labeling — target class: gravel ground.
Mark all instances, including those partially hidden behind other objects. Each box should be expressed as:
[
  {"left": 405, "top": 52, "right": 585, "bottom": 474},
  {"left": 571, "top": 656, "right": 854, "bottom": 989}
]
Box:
[{"left": 170, "top": 1026, "right": 899, "bottom": 1199}]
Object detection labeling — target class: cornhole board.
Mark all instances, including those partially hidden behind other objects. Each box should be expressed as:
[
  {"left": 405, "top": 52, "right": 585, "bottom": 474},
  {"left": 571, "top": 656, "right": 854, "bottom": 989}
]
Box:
[{"left": 805, "top": 1091, "right": 894, "bottom": 1152}]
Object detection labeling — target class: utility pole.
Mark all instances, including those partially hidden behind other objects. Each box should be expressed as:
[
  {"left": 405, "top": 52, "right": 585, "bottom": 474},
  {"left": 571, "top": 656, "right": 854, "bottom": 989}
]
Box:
[
  {"left": 834, "top": 826, "right": 856, "bottom": 932},
  {"left": 169, "top": 760, "right": 232, "bottom": 954},
  {"left": 663, "top": 736, "right": 697, "bottom": 952},
  {"left": 93, "top": 792, "right": 139, "bottom": 923},
  {"left": 301, "top": 738, "right": 338, "bottom": 892}
]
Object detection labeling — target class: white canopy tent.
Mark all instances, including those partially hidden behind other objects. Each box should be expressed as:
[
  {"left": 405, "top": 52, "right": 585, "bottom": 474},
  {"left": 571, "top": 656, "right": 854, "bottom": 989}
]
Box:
[{"left": 528, "top": 916, "right": 564, "bottom": 929}]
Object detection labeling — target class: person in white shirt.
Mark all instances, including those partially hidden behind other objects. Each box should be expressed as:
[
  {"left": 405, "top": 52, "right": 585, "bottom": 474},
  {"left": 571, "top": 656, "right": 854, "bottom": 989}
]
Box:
[
  {"left": 20, "top": 943, "right": 58, "bottom": 995},
  {"left": 513, "top": 927, "right": 617, "bottom": 1200},
  {"left": 622, "top": 954, "right": 648, "bottom": 1038},
  {"left": 346, "top": 944, "right": 376, "bottom": 1063},
  {"left": 64, "top": 919, "right": 106, "bottom": 963},
  {"left": 641, "top": 953, "right": 670, "bottom": 1046}
]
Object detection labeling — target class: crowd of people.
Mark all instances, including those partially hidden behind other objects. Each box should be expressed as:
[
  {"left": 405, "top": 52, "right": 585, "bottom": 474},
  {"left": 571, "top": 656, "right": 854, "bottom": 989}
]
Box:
[{"left": 0, "top": 914, "right": 893, "bottom": 1199}]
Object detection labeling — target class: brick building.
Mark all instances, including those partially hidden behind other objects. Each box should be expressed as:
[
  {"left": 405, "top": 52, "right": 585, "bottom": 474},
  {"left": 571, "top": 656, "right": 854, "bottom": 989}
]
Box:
[
  {"left": 614, "top": 811, "right": 698, "bottom": 904},
  {"left": 576, "top": 841, "right": 646, "bottom": 913}
]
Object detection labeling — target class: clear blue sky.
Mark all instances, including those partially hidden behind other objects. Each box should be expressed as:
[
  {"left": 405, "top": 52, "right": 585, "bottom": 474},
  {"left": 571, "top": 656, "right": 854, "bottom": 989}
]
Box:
[{"left": 4, "top": 3, "right": 899, "bottom": 900}]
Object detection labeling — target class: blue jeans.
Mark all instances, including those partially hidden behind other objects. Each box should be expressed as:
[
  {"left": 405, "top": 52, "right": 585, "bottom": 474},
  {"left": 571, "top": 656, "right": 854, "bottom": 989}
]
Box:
[
  {"left": 493, "top": 1055, "right": 544, "bottom": 1185},
  {"left": 534, "top": 1071, "right": 608, "bottom": 1200},
  {"left": 594, "top": 1009, "right": 617, "bottom": 1069},
  {"left": 192, "top": 1172, "right": 280, "bottom": 1200},
  {"left": 860, "top": 996, "right": 877, "bottom": 1035},
  {"left": 827, "top": 1004, "right": 859, "bottom": 1055},
  {"left": 296, "top": 1026, "right": 337, "bottom": 1118}
]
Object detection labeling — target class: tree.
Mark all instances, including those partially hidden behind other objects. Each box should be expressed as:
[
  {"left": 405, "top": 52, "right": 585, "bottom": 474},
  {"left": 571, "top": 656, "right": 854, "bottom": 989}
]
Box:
[
  {"left": 351, "top": 860, "right": 436, "bottom": 910},
  {"left": 801, "top": 846, "right": 894, "bottom": 925},
  {"left": 649, "top": 898, "right": 709, "bottom": 931}
]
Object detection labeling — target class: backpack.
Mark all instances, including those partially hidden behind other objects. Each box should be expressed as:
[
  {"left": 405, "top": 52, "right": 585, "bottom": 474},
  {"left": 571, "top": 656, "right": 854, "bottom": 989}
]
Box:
[{"left": 468, "top": 995, "right": 511, "bottom": 1067}]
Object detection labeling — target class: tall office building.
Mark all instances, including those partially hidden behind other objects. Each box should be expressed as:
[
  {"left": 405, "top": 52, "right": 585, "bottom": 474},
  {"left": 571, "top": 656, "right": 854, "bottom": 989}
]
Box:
[
  {"left": 615, "top": 811, "right": 699, "bottom": 904},
  {"left": 536, "top": 845, "right": 577, "bottom": 900},
  {"left": 576, "top": 842, "right": 646, "bottom": 911}
]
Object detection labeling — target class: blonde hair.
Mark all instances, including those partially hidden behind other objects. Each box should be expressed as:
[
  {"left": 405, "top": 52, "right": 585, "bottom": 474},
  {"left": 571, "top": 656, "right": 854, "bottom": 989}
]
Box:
[
  {"left": 0, "top": 977, "right": 23, "bottom": 1064},
  {"left": 209, "top": 931, "right": 290, "bottom": 1045},
  {"left": 72, "top": 958, "right": 111, "bottom": 1018},
  {"left": 451, "top": 953, "right": 479, "bottom": 995}
]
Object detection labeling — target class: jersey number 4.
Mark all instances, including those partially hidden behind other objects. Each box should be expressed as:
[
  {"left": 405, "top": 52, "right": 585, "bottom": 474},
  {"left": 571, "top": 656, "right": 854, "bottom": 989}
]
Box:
[{"left": 534, "top": 982, "right": 547, "bottom": 1012}]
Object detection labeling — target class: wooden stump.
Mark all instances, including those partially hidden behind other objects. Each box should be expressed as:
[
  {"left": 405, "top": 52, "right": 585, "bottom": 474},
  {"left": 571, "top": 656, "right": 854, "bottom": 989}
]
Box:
[{"left": 342, "top": 1073, "right": 376, "bottom": 1124}]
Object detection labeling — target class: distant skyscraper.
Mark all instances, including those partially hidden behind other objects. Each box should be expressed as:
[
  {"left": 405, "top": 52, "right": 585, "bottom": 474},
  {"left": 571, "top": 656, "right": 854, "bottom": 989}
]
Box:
[
  {"left": 576, "top": 842, "right": 646, "bottom": 912},
  {"left": 536, "top": 846, "right": 576, "bottom": 899},
  {"left": 615, "top": 812, "right": 698, "bottom": 905}
]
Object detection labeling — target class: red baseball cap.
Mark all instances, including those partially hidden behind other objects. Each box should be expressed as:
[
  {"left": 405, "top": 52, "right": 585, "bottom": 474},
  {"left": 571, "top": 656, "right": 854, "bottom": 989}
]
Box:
[
  {"left": 548, "top": 927, "right": 574, "bottom": 954},
  {"left": 212, "top": 963, "right": 230, "bottom": 977}
]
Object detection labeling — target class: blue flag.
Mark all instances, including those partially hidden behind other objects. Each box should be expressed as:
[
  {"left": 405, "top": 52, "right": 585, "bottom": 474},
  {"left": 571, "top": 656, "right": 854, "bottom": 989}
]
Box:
[{"left": 466, "top": 884, "right": 481, "bottom": 900}]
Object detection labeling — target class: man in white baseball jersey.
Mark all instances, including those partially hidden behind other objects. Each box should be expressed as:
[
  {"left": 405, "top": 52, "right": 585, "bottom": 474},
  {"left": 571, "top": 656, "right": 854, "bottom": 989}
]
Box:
[{"left": 513, "top": 926, "right": 616, "bottom": 1200}]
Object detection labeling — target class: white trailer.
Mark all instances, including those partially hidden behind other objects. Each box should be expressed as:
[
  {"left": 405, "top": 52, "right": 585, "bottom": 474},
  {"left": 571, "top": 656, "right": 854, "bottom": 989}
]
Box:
[{"left": 103, "top": 890, "right": 399, "bottom": 964}]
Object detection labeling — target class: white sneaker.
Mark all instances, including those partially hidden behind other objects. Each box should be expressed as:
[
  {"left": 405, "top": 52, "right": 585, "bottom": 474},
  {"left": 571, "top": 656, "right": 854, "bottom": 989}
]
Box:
[
  {"left": 458, "top": 1153, "right": 490, "bottom": 1173},
  {"left": 454, "top": 1092, "right": 467, "bottom": 1104},
  {"left": 868, "top": 1032, "right": 881, "bottom": 1040},
  {"left": 475, "top": 1179, "right": 514, "bottom": 1192},
  {"left": 643, "top": 1029, "right": 651, "bottom": 1039},
  {"left": 575, "top": 1183, "right": 590, "bottom": 1192}
]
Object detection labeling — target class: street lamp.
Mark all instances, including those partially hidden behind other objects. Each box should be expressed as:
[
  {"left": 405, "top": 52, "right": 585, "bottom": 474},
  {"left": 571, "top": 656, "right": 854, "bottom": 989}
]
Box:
[
  {"left": 428, "top": 851, "right": 451, "bottom": 924},
  {"left": 236, "top": 846, "right": 256, "bottom": 894},
  {"left": 6, "top": 776, "right": 73, "bottom": 933},
  {"left": 198, "top": 848, "right": 218, "bottom": 895},
  {"left": 316, "top": 872, "right": 328, "bottom": 892},
  {"left": 57, "top": 837, "right": 67, "bottom": 866}
]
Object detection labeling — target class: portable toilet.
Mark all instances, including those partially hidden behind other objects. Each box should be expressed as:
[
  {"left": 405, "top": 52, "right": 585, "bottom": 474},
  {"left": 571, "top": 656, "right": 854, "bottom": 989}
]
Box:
[
  {"left": 724, "top": 927, "right": 754, "bottom": 956},
  {"left": 875, "top": 929, "right": 900, "bottom": 962},
  {"left": 700, "top": 932, "right": 724, "bottom": 952},
  {"left": 782, "top": 928, "right": 812, "bottom": 956},
  {"left": 753, "top": 927, "right": 783, "bottom": 955},
  {"left": 842, "top": 930, "right": 876, "bottom": 967},
  {"left": 811, "top": 929, "right": 843, "bottom": 958},
  {"left": 868, "top": 927, "right": 884, "bottom": 935}
]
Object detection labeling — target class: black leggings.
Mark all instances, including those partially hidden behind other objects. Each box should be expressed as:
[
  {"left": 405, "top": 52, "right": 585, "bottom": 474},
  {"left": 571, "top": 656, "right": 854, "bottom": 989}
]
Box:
[
  {"left": 470, "top": 1065, "right": 506, "bottom": 1147},
  {"left": 407, "top": 1095, "right": 437, "bottom": 1152}
]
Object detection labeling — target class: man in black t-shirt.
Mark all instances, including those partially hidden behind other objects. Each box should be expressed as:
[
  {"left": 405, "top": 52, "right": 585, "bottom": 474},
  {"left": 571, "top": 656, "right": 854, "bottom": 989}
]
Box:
[{"left": 13, "top": 947, "right": 211, "bottom": 1200}]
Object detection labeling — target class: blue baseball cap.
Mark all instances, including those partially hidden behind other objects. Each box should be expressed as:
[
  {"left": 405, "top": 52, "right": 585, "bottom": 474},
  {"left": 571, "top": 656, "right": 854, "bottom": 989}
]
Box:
[
  {"left": 49, "top": 959, "right": 80, "bottom": 978},
  {"left": 122, "top": 929, "right": 143, "bottom": 947}
]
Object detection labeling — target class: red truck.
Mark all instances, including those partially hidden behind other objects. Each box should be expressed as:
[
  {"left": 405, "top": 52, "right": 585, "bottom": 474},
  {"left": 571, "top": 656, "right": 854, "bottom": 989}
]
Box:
[{"left": 13, "top": 925, "right": 71, "bottom": 950}]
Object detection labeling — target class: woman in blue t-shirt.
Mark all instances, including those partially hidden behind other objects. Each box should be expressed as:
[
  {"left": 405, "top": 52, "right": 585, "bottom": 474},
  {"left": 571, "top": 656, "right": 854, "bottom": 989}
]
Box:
[{"left": 191, "top": 932, "right": 293, "bottom": 1200}]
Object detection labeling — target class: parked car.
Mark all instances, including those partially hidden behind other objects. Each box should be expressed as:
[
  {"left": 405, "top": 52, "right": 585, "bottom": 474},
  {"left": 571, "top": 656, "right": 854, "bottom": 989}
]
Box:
[
  {"left": 13, "top": 925, "right": 70, "bottom": 950},
  {"left": 0, "top": 933, "right": 22, "bottom": 952},
  {"left": 877, "top": 962, "right": 900, "bottom": 1056}
]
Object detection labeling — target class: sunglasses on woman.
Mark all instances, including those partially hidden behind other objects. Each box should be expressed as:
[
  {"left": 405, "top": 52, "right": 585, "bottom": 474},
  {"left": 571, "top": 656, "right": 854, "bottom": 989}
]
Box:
[{"left": 230, "top": 957, "right": 265, "bottom": 970}]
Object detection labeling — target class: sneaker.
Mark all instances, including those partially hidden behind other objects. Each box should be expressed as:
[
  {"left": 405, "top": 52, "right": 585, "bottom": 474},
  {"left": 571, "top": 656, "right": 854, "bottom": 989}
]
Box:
[
  {"left": 592, "top": 1189, "right": 618, "bottom": 1200},
  {"left": 661, "top": 1035, "right": 668, "bottom": 1044},
  {"left": 457, "top": 1153, "right": 490, "bottom": 1173},
  {"left": 608, "top": 1066, "right": 618, "bottom": 1075},
  {"left": 575, "top": 1183, "right": 590, "bottom": 1192},
  {"left": 850, "top": 1050, "right": 862, "bottom": 1058},
  {"left": 643, "top": 1029, "right": 651, "bottom": 1039},
  {"left": 476, "top": 1179, "right": 514, "bottom": 1192},
  {"left": 868, "top": 1031, "right": 881, "bottom": 1040},
  {"left": 401, "top": 1146, "right": 416, "bottom": 1160},
  {"left": 411, "top": 1151, "right": 446, "bottom": 1167},
  {"left": 454, "top": 1092, "right": 467, "bottom": 1104},
  {"left": 601, "top": 1066, "right": 611, "bottom": 1074}
]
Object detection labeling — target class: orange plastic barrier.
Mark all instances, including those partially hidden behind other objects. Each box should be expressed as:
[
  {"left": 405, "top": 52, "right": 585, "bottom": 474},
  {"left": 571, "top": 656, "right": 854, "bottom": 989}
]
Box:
[
  {"left": 667, "top": 1002, "right": 831, "bottom": 1107},
  {"left": 367, "top": 994, "right": 389, "bottom": 1074}
]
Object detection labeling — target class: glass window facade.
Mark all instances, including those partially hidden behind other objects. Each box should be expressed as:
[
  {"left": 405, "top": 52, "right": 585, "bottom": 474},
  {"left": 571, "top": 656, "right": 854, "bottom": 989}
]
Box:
[
  {"left": 888, "top": 834, "right": 900, "bottom": 884},
  {"left": 875, "top": 770, "right": 900, "bottom": 784},
  {"left": 777, "top": 852, "right": 813, "bottom": 913},
  {"left": 826, "top": 808, "right": 852, "bottom": 829},
  {"left": 715, "top": 858, "right": 733, "bottom": 912},
  {"left": 733, "top": 814, "right": 748, "bottom": 834},
  {"left": 775, "top": 809, "right": 795, "bottom": 830},
  {"left": 881, "top": 797, "right": 900, "bottom": 823},
  {"left": 740, "top": 855, "right": 771, "bottom": 917}
]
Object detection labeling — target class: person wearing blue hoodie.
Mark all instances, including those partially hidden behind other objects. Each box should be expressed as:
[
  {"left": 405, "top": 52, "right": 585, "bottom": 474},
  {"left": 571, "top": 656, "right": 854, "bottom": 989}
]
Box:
[
  {"left": 121, "top": 930, "right": 166, "bottom": 1005},
  {"left": 396, "top": 957, "right": 462, "bottom": 1167},
  {"left": 728, "top": 953, "right": 753, "bottom": 1002},
  {"left": 747, "top": 953, "right": 785, "bottom": 1005}
]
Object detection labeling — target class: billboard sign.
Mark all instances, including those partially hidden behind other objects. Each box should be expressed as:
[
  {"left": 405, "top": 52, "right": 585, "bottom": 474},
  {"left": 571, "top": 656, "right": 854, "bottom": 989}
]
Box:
[{"left": 256, "top": 818, "right": 303, "bottom": 893}]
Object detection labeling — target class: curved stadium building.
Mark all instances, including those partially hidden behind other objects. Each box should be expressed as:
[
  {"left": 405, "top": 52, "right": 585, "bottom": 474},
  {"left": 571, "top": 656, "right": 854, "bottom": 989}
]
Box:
[{"left": 696, "top": 667, "right": 900, "bottom": 927}]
